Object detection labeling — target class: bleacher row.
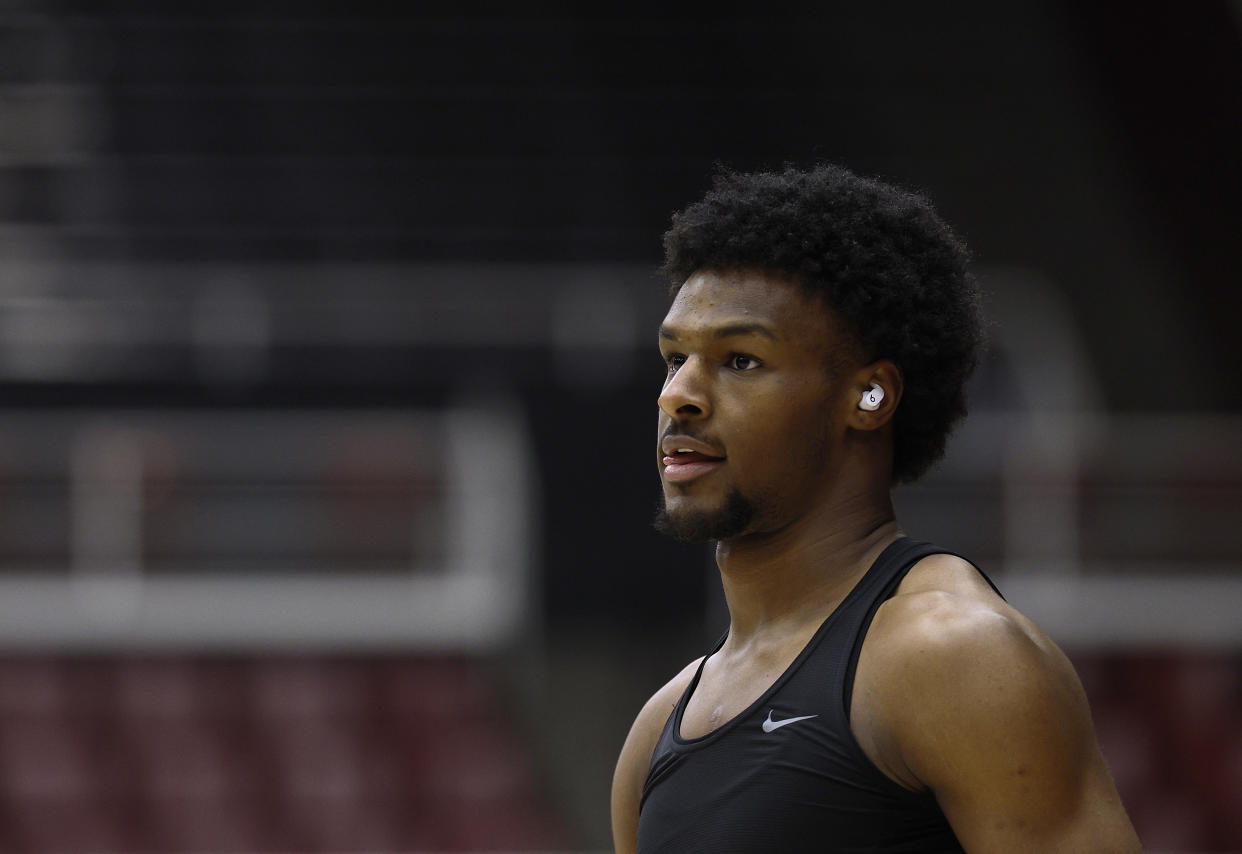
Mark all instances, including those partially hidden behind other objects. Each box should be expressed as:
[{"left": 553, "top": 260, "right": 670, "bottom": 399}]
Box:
[
  {"left": 2, "top": 651, "right": 1241, "bottom": 852},
  {"left": 1074, "top": 650, "right": 1242, "bottom": 851},
  {"left": 0, "top": 655, "right": 568, "bottom": 853}
]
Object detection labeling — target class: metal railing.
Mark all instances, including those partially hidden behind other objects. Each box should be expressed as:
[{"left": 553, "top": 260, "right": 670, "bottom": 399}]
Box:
[{"left": 0, "top": 400, "right": 535, "bottom": 650}]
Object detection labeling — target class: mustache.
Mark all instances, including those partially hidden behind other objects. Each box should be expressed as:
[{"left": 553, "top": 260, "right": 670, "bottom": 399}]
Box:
[
  {"left": 655, "top": 427, "right": 725, "bottom": 459},
  {"left": 659, "top": 426, "right": 723, "bottom": 449}
]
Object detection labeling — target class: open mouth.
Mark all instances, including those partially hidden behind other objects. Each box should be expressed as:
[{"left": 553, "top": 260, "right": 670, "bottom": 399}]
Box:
[
  {"left": 664, "top": 448, "right": 723, "bottom": 465},
  {"left": 662, "top": 448, "right": 725, "bottom": 482}
]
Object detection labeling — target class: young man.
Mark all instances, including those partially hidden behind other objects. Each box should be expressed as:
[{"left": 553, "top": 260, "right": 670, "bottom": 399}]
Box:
[{"left": 611, "top": 165, "right": 1142, "bottom": 853}]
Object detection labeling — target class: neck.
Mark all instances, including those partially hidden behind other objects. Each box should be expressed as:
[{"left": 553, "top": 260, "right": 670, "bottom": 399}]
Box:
[{"left": 714, "top": 492, "right": 901, "bottom": 646}]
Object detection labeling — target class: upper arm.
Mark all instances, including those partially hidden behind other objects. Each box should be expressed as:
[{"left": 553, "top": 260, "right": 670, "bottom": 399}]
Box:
[
  {"left": 610, "top": 660, "right": 700, "bottom": 854},
  {"left": 880, "top": 601, "right": 1142, "bottom": 854}
]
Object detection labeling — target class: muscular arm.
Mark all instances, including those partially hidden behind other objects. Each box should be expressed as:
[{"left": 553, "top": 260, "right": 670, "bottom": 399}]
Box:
[
  {"left": 864, "top": 587, "right": 1142, "bottom": 854},
  {"left": 611, "top": 660, "right": 700, "bottom": 854}
]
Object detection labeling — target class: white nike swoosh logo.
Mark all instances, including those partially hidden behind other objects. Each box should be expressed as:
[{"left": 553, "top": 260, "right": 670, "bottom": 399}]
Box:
[{"left": 762, "top": 710, "right": 818, "bottom": 733}]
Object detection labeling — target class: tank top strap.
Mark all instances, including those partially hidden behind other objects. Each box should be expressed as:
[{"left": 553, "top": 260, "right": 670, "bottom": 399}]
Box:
[{"left": 835, "top": 537, "right": 996, "bottom": 715}]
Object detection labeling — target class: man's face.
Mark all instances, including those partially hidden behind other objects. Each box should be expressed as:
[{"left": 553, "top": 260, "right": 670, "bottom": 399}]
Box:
[{"left": 655, "top": 269, "right": 856, "bottom": 542}]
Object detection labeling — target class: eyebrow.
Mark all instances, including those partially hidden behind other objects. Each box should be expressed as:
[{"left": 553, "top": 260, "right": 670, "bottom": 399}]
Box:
[{"left": 658, "top": 322, "right": 778, "bottom": 342}]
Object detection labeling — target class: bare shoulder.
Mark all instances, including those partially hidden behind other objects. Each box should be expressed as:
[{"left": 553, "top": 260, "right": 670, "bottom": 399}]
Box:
[
  {"left": 610, "top": 657, "right": 701, "bottom": 854},
  {"left": 855, "top": 553, "right": 1142, "bottom": 853},
  {"left": 872, "top": 552, "right": 1067, "bottom": 679},
  {"left": 860, "top": 552, "right": 1083, "bottom": 755}
]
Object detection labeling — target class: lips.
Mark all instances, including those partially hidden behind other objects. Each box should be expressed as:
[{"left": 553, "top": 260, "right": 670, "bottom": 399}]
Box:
[
  {"left": 664, "top": 450, "right": 721, "bottom": 465},
  {"left": 661, "top": 441, "right": 725, "bottom": 483},
  {"left": 660, "top": 435, "right": 724, "bottom": 459}
]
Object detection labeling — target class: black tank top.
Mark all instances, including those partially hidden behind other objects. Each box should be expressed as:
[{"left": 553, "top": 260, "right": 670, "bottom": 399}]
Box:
[{"left": 636, "top": 538, "right": 983, "bottom": 853}]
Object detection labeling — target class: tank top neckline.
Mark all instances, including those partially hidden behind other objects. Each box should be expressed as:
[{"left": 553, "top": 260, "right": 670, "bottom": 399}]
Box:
[{"left": 670, "top": 535, "right": 913, "bottom": 748}]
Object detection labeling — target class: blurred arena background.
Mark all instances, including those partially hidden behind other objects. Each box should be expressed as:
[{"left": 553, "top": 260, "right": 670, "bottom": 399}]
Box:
[{"left": 0, "top": 1, "right": 1240, "bottom": 852}]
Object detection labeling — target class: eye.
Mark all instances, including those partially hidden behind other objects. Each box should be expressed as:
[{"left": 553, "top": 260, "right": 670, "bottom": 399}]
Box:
[
  {"left": 664, "top": 353, "right": 686, "bottom": 373},
  {"left": 728, "top": 353, "right": 761, "bottom": 371}
]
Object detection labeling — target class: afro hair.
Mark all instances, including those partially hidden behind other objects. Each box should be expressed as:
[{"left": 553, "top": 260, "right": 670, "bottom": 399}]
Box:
[{"left": 662, "top": 164, "right": 983, "bottom": 484}]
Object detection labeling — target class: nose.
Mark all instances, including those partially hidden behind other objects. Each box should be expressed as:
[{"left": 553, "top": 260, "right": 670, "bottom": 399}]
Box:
[{"left": 658, "top": 357, "right": 711, "bottom": 420}]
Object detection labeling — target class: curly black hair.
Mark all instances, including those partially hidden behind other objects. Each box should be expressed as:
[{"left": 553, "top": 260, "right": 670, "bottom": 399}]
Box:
[{"left": 662, "top": 164, "right": 983, "bottom": 484}]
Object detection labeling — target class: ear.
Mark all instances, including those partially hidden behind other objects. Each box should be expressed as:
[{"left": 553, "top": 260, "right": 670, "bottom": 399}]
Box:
[{"left": 846, "top": 359, "right": 903, "bottom": 431}]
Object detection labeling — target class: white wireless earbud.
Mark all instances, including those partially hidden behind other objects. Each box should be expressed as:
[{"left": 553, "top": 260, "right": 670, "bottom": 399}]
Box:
[{"left": 859, "top": 382, "right": 884, "bottom": 411}]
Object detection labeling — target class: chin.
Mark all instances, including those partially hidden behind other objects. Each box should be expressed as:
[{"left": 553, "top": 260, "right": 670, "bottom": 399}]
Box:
[{"left": 654, "top": 488, "right": 755, "bottom": 543}]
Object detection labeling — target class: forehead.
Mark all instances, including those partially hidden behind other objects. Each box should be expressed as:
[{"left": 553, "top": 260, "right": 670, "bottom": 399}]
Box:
[{"left": 661, "top": 269, "right": 838, "bottom": 345}]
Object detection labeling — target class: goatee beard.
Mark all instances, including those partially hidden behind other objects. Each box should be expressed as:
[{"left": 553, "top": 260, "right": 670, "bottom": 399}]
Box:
[{"left": 653, "top": 488, "right": 756, "bottom": 543}]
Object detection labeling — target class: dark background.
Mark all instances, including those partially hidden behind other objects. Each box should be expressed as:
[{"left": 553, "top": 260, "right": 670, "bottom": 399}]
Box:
[
  {"left": 1, "top": 2, "right": 1240, "bottom": 852},
  {"left": 6, "top": 0, "right": 1240, "bottom": 622}
]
